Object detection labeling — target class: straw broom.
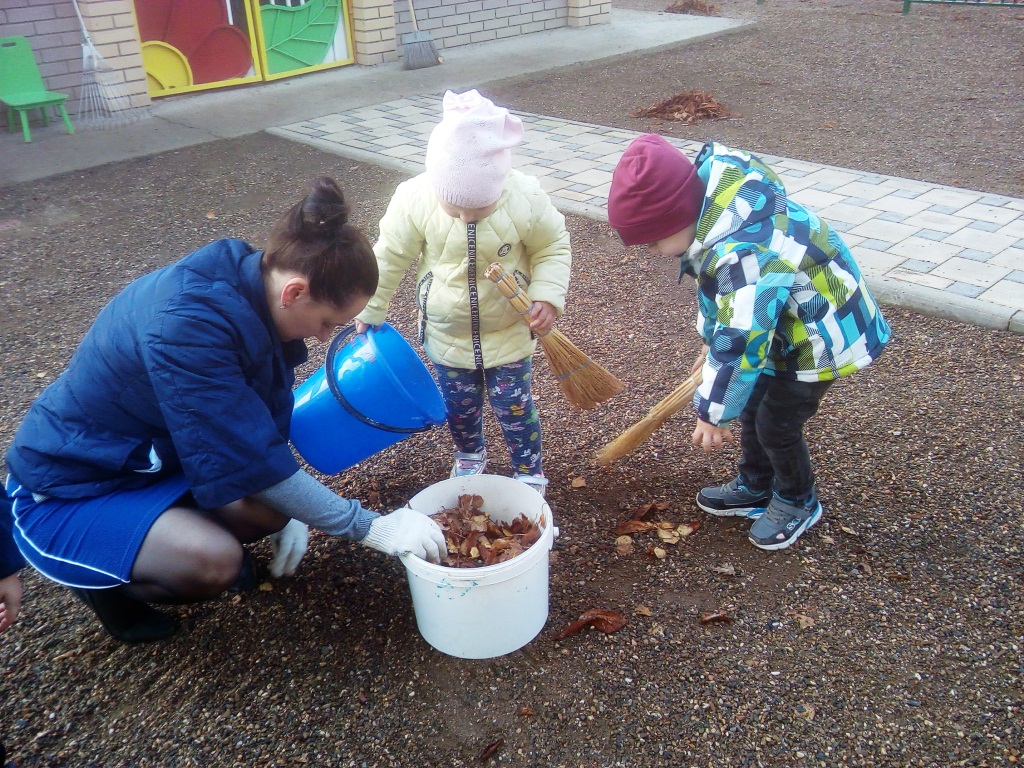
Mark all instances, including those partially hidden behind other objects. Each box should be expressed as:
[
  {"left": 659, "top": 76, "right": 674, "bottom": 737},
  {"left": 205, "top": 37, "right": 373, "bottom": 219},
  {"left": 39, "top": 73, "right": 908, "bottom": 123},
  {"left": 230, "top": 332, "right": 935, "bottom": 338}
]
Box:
[
  {"left": 594, "top": 369, "right": 703, "bottom": 466},
  {"left": 484, "top": 263, "right": 623, "bottom": 410}
]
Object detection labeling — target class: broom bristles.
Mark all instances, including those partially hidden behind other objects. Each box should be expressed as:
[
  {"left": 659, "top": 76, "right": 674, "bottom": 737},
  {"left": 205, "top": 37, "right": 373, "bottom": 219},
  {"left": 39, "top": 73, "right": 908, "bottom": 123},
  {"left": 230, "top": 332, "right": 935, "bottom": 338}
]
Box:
[
  {"left": 595, "top": 370, "right": 703, "bottom": 466},
  {"left": 483, "top": 262, "right": 623, "bottom": 410},
  {"left": 539, "top": 329, "right": 624, "bottom": 409}
]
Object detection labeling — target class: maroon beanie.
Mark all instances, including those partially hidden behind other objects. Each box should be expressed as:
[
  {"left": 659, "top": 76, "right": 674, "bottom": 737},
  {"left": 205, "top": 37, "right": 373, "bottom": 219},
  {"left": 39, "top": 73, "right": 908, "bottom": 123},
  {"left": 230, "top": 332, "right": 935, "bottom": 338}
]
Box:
[{"left": 607, "top": 134, "right": 705, "bottom": 246}]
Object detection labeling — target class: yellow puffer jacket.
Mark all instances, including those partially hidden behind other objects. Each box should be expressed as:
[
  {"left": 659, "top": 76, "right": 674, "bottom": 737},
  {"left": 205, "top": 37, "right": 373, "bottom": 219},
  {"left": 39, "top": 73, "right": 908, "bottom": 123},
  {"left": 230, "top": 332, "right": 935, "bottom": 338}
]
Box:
[{"left": 358, "top": 170, "right": 572, "bottom": 369}]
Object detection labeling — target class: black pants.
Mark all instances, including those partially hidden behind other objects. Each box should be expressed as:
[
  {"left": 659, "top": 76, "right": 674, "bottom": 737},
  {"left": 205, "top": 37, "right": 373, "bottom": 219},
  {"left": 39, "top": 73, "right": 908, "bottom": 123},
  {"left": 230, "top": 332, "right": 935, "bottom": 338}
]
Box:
[{"left": 737, "top": 375, "right": 834, "bottom": 506}]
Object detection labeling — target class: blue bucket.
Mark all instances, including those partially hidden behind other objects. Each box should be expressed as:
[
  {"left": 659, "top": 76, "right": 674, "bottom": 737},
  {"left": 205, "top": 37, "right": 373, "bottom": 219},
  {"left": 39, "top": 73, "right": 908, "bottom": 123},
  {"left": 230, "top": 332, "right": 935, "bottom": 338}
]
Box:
[{"left": 290, "top": 323, "right": 447, "bottom": 474}]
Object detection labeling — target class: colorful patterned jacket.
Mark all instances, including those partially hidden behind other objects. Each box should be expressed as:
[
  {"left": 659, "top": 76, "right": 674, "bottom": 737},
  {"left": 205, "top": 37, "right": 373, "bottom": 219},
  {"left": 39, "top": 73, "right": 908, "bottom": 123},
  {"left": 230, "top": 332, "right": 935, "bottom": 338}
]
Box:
[{"left": 686, "top": 142, "right": 891, "bottom": 426}]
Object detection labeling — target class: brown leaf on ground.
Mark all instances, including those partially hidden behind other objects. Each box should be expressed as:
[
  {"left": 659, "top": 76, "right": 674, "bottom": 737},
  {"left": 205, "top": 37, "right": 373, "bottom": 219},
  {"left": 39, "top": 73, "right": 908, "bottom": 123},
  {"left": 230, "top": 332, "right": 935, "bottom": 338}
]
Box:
[
  {"left": 631, "top": 90, "right": 735, "bottom": 125},
  {"left": 614, "top": 519, "right": 659, "bottom": 536},
  {"left": 699, "top": 610, "right": 733, "bottom": 625},
  {"left": 632, "top": 500, "right": 669, "bottom": 520},
  {"left": 664, "top": 0, "right": 720, "bottom": 15},
  {"left": 477, "top": 738, "right": 504, "bottom": 762},
  {"left": 551, "top": 609, "right": 628, "bottom": 640}
]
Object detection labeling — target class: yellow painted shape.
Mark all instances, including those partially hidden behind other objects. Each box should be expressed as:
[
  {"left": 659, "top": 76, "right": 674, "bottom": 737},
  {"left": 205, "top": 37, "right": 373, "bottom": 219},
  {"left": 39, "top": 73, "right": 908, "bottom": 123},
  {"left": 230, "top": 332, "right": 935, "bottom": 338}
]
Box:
[{"left": 142, "top": 40, "right": 193, "bottom": 94}]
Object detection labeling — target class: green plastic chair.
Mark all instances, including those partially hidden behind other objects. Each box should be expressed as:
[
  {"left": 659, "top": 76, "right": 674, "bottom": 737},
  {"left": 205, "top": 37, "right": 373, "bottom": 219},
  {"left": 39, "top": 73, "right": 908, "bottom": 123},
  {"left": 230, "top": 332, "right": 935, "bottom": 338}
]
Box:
[{"left": 0, "top": 35, "right": 74, "bottom": 143}]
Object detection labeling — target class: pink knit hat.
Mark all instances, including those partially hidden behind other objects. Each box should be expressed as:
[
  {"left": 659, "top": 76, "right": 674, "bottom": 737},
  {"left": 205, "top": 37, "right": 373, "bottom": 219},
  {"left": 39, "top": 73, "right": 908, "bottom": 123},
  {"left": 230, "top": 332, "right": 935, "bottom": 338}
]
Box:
[
  {"left": 607, "top": 134, "right": 705, "bottom": 246},
  {"left": 425, "top": 90, "right": 524, "bottom": 209}
]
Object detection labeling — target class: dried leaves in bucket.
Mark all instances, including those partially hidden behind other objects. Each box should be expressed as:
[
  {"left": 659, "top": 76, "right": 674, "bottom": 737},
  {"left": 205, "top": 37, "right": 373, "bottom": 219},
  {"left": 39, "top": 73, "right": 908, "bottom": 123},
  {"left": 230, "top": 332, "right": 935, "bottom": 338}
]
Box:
[{"left": 431, "top": 494, "right": 542, "bottom": 568}]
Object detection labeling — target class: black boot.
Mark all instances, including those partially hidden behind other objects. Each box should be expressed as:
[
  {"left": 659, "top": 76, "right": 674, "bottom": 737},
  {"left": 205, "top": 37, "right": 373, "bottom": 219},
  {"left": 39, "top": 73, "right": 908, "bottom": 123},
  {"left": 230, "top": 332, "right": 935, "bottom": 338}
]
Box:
[
  {"left": 227, "top": 548, "right": 259, "bottom": 593},
  {"left": 71, "top": 587, "right": 179, "bottom": 643}
]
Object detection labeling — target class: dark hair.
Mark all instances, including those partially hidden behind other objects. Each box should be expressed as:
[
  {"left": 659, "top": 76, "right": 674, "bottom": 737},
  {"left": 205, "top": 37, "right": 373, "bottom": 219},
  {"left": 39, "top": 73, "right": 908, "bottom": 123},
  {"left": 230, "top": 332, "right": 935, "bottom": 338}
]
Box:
[{"left": 262, "top": 177, "right": 378, "bottom": 307}]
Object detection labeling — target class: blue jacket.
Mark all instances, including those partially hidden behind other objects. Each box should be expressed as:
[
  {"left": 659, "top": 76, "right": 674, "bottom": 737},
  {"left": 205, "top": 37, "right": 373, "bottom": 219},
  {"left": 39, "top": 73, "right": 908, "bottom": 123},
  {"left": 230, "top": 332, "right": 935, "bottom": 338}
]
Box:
[{"left": 5, "top": 239, "right": 307, "bottom": 510}]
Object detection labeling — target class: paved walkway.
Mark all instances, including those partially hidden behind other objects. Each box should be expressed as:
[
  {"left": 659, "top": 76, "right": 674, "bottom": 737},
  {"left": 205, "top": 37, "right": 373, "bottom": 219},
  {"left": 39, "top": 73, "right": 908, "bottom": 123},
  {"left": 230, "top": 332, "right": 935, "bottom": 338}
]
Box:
[{"left": 270, "top": 95, "right": 1024, "bottom": 334}]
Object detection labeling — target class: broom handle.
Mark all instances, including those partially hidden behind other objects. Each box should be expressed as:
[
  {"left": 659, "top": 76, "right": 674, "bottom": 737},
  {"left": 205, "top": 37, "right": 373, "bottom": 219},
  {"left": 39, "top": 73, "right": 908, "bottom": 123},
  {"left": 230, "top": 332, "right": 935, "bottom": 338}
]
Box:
[
  {"left": 484, "top": 263, "right": 538, "bottom": 330},
  {"left": 647, "top": 369, "right": 702, "bottom": 421},
  {"left": 407, "top": 0, "right": 421, "bottom": 32}
]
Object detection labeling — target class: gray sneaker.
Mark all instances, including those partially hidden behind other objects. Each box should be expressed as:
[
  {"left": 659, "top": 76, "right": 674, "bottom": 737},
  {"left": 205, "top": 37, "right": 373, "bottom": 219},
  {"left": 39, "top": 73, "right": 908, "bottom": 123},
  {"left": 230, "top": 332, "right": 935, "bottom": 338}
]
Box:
[
  {"left": 696, "top": 477, "right": 772, "bottom": 519},
  {"left": 748, "top": 493, "right": 823, "bottom": 551}
]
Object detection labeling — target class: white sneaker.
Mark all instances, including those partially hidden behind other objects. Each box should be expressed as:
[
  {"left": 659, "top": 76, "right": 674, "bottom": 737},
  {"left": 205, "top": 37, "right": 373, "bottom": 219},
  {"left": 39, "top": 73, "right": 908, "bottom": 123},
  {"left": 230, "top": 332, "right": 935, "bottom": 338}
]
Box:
[
  {"left": 450, "top": 450, "right": 488, "bottom": 478},
  {"left": 514, "top": 474, "right": 549, "bottom": 498}
]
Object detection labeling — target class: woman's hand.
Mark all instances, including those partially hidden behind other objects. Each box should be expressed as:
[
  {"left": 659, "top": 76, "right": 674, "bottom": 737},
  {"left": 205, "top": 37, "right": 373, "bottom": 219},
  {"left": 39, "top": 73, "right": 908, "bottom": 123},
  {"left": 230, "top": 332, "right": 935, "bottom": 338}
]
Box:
[
  {"left": 0, "top": 572, "right": 23, "bottom": 634},
  {"left": 692, "top": 418, "right": 735, "bottom": 453},
  {"left": 529, "top": 301, "right": 557, "bottom": 335}
]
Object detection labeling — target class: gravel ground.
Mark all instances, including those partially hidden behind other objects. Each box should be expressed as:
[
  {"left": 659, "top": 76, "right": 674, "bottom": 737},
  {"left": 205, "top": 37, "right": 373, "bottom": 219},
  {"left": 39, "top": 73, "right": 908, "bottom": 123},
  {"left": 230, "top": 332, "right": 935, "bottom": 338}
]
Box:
[{"left": 2, "top": 2, "right": 1023, "bottom": 766}]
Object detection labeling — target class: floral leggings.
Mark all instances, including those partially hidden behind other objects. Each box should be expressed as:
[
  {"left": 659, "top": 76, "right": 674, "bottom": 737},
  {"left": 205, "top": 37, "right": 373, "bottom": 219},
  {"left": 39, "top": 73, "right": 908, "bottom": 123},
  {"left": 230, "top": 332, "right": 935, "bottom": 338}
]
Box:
[{"left": 433, "top": 358, "right": 542, "bottom": 476}]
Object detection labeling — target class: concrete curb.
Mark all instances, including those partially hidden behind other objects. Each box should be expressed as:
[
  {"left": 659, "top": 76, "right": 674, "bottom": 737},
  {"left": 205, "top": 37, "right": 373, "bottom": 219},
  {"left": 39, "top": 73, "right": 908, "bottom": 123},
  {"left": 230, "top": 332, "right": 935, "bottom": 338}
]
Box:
[{"left": 866, "top": 275, "right": 1024, "bottom": 333}]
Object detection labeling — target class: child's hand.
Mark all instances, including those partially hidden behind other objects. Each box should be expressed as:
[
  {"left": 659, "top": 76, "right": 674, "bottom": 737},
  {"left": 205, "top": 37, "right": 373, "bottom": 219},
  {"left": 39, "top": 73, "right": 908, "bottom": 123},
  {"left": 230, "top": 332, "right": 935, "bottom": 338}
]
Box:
[
  {"left": 692, "top": 418, "right": 735, "bottom": 453},
  {"left": 529, "top": 301, "right": 557, "bottom": 335},
  {"left": 691, "top": 344, "right": 709, "bottom": 375},
  {"left": 354, "top": 320, "right": 371, "bottom": 335}
]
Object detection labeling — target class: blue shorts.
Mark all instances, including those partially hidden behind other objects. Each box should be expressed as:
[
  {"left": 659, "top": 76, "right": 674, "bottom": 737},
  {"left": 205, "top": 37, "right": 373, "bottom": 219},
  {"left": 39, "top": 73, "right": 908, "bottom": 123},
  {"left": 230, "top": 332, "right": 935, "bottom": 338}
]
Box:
[{"left": 6, "top": 473, "right": 190, "bottom": 589}]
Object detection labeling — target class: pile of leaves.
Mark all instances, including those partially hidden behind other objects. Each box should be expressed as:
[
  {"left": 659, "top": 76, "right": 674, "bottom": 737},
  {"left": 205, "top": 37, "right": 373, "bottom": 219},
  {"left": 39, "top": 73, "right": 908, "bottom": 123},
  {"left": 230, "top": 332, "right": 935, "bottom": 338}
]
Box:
[
  {"left": 631, "top": 90, "right": 734, "bottom": 125},
  {"left": 431, "top": 494, "right": 542, "bottom": 568},
  {"left": 665, "top": 0, "right": 720, "bottom": 15},
  {"left": 613, "top": 500, "right": 701, "bottom": 559}
]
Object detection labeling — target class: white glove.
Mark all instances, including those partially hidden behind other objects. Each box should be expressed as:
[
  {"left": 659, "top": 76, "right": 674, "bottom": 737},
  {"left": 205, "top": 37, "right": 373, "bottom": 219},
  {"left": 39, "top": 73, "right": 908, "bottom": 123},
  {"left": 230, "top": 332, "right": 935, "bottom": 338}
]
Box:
[
  {"left": 269, "top": 518, "right": 310, "bottom": 577},
  {"left": 361, "top": 507, "right": 447, "bottom": 562}
]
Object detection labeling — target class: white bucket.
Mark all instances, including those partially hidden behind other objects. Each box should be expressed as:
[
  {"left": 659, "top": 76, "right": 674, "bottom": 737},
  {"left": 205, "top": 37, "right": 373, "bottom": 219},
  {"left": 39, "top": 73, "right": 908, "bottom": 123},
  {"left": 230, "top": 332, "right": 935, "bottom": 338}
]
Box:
[{"left": 400, "top": 474, "right": 556, "bottom": 659}]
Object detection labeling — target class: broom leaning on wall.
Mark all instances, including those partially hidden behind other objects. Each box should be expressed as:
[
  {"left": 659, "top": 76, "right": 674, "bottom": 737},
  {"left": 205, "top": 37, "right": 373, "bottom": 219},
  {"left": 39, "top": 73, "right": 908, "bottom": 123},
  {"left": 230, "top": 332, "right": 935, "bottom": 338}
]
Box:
[{"left": 484, "top": 263, "right": 623, "bottom": 410}]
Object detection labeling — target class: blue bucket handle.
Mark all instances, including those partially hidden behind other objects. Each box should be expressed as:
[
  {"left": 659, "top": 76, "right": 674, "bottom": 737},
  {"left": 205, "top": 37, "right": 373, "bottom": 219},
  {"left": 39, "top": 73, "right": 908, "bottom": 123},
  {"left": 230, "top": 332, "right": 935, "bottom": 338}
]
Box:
[{"left": 324, "top": 326, "right": 434, "bottom": 435}]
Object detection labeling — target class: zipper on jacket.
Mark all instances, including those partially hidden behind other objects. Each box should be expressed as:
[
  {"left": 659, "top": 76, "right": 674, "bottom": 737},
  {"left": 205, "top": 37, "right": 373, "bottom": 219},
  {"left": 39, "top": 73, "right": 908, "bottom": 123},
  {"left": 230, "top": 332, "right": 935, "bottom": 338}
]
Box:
[{"left": 467, "top": 222, "right": 484, "bottom": 369}]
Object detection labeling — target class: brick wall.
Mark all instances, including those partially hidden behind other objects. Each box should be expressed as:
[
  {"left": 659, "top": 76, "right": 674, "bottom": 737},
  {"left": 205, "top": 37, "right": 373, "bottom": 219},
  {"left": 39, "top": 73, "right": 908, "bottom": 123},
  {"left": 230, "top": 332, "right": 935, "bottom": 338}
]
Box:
[
  {"left": 391, "top": 0, "right": 608, "bottom": 59},
  {"left": 351, "top": 0, "right": 399, "bottom": 65},
  {"left": 0, "top": 0, "right": 151, "bottom": 116}
]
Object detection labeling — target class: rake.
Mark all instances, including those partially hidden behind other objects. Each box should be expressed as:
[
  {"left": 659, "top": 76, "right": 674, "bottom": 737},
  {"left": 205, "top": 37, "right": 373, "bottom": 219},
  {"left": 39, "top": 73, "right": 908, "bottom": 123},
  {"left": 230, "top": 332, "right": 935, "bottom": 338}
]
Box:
[
  {"left": 485, "top": 263, "right": 623, "bottom": 410},
  {"left": 594, "top": 369, "right": 703, "bottom": 466},
  {"left": 71, "top": 0, "right": 149, "bottom": 130}
]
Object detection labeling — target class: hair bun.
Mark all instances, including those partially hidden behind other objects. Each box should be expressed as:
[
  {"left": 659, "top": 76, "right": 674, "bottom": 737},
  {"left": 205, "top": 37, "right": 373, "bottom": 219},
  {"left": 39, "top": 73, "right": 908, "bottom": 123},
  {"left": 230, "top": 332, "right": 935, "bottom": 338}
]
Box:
[{"left": 301, "top": 177, "right": 350, "bottom": 235}]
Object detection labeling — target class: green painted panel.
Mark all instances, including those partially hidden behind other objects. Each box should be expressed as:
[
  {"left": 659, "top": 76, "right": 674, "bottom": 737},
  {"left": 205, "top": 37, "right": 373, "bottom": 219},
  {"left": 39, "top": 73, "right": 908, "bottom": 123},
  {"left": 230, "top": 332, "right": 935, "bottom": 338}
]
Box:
[{"left": 260, "top": 0, "right": 343, "bottom": 75}]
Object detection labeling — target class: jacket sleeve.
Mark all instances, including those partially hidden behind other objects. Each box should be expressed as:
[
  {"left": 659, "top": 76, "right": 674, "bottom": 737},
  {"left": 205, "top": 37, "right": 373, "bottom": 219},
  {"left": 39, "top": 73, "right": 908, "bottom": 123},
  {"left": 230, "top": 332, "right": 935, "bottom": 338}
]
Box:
[
  {"left": 519, "top": 183, "right": 571, "bottom": 314},
  {"left": 143, "top": 307, "right": 299, "bottom": 510},
  {"left": 358, "top": 180, "right": 428, "bottom": 327},
  {"left": 695, "top": 241, "right": 794, "bottom": 426},
  {"left": 0, "top": 487, "right": 26, "bottom": 580}
]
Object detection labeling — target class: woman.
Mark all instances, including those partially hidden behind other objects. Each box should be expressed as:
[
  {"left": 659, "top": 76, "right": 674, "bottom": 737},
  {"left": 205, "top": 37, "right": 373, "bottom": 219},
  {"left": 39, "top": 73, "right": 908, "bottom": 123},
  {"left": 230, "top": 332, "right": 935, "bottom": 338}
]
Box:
[{"left": 2, "top": 177, "right": 445, "bottom": 644}]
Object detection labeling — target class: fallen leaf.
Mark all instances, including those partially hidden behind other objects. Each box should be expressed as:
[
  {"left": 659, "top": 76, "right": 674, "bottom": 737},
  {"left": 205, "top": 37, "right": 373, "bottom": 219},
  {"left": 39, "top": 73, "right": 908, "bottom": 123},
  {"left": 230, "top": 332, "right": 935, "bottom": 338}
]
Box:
[
  {"left": 793, "top": 614, "right": 815, "bottom": 630},
  {"left": 676, "top": 520, "right": 701, "bottom": 537},
  {"left": 206, "top": 210, "right": 217, "bottom": 219},
  {"left": 571, "top": 476, "right": 587, "bottom": 488},
  {"left": 632, "top": 501, "right": 668, "bottom": 520},
  {"left": 840, "top": 525, "right": 858, "bottom": 536},
  {"left": 258, "top": 582, "right": 274, "bottom": 592},
  {"left": 614, "top": 520, "right": 658, "bottom": 536},
  {"left": 820, "top": 535, "right": 836, "bottom": 545},
  {"left": 550, "top": 609, "right": 628, "bottom": 640},
  {"left": 477, "top": 738, "right": 504, "bottom": 762},
  {"left": 699, "top": 610, "right": 733, "bottom": 625},
  {"left": 648, "top": 546, "right": 668, "bottom": 560},
  {"left": 635, "top": 605, "right": 652, "bottom": 616},
  {"left": 518, "top": 706, "right": 535, "bottom": 717},
  {"left": 712, "top": 563, "right": 736, "bottom": 576},
  {"left": 615, "top": 535, "right": 634, "bottom": 555},
  {"left": 656, "top": 528, "right": 680, "bottom": 545}
]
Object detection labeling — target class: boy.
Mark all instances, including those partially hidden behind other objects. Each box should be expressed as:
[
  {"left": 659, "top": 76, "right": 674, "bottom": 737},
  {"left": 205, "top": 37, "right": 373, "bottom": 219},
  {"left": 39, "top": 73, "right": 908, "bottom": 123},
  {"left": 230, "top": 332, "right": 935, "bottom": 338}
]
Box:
[{"left": 607, "top": 135, "right": 890, "bottom": 550}]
